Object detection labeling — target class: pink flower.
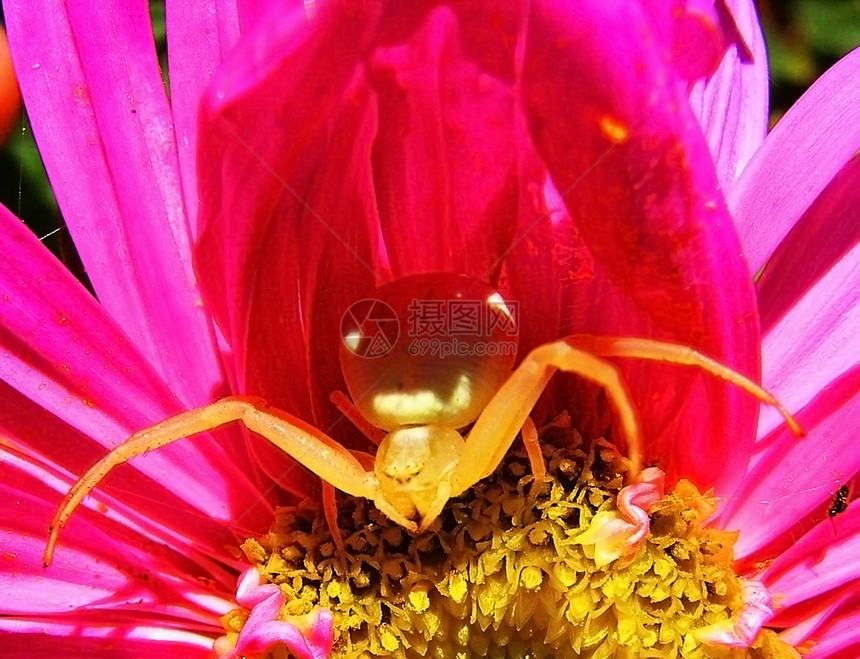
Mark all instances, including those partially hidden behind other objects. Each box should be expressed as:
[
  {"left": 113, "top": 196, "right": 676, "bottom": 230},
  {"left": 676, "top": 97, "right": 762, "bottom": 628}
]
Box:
[
  {"left": 0, "top": 1, "right": 856, "bottom": 657},
  {"left": 691, "top": 8, "right": 860, "bottom": 653}
]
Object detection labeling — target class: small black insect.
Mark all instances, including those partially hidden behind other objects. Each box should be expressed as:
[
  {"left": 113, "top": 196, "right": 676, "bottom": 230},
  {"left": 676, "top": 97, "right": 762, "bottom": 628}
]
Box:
[{"left": 829, "top": 485, "right": 850, "bottom": 518}]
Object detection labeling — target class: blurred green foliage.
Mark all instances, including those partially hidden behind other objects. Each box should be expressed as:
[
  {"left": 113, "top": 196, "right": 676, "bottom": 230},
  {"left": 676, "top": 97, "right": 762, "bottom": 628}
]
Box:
[
  {"left": 0, "top": 1, "right": 858, "bottom": 274},
  {"left": 760, "top": 0, "right": 860, "bottom": 122}
]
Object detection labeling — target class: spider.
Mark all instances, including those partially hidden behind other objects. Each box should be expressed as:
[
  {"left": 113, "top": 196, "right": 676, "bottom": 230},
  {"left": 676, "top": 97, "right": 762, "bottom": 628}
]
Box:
[{"left": 43, "top": 273, "right": 801, "bottom": 565}]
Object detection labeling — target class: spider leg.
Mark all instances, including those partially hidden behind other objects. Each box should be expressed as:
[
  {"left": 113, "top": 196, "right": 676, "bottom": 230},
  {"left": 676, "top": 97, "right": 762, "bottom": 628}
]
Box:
[
  {"left": 373, "top": 494, "right": 420, "bottom": 533},
  {"left": 521, "top": 417, "right": 546, "bottom": 498},
  {"left": 44, "top": 395, "right": 375, "bottom": 566},
  {"left": 450, "top": 341, "right": 642, "bottom": 497},
  {"left": 329, "top": 390, "right": 385, "bottom": 445},
  {"left": 565, "top": 335, "right": 803, "bottom": 435},
  {"left": 322, "top": 482, "right": 344, "bottom": 551},
  {"left": 322, "top": 450, "right": 377, "bottom": 550}
]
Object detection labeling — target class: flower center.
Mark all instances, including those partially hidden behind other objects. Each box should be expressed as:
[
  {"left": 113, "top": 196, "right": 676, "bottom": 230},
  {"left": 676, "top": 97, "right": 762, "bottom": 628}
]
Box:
[{"left": 220, "top": 422, "right": 798, "bottom": 658}]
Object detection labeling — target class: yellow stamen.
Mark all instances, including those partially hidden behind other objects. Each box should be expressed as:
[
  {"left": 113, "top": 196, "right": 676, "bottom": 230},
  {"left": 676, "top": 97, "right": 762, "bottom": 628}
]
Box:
[{"left": 226, "top": 435, "right": 798, "bottom": 658}]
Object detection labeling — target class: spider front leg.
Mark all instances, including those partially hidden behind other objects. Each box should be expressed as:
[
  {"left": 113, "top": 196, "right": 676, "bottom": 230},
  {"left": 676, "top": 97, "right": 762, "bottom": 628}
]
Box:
[
  {"left": 447, "top": 334, "right": 803, "bottom": 502},
  {"left": 322, "top": 450, "right": 380, "bottom": 550},
  {"left": 43, "top": 396, "right": 376, "bottom": 566},
  {"left": 565, "top": 335, "right": 803, "bottom": 435},
  {"left": 450, "top": 340, "right": 644, "bottom": 498}
]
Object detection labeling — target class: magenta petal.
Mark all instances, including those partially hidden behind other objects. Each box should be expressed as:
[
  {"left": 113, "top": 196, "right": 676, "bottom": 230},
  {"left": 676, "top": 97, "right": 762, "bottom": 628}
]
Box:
[
  {"left": 195, "top": 3, "right": 380, "bottom": 438},
  {"left": 757, "top": 155, "right": 860, "bottom": 333},
  {"left": 640, "top": 0, "right": 727, "bottom": 81},
  {"left": 719, "top": 366, "right": 860, "bottom": 559},
  {"left": 3, "top": 0, "right": 222, "bottom": 406},
  {"left": 757, "top": 239, "right": 859, "bottom": 439},
  {"left": 0, "top": 451, "right": 235, "bottom": 618},
  {"left": 763, "top": 501, "right": 860, "bottom": 615},
  {"left": 0, "top": 376, "right": 269, "bottom": 565},
  {"left": 2, "top": 490, "right": 158, "bottom": 613},
  {"left": 165, "top": 1, "right": 240, "bottom": 234},
  {"left": 729, "top": 47, "right": 860, "bottom": 273},
  {"left": 803, "top": 612, "right": 860, "bottom": 659},
  {"left": 0, "top": 207, "right": 271, "bottom": 553},
  {"left": 804, "top": 617, "right": 860, "bottom": 659},
  {"left": 779, "top": 590, "right": 860, "bottom": 659},
  {"left": 522, "top": 0, "right": 759, "bottom": 491},
  {"left": 688, "top": 0, "right": 769, "bottom": 192},
  {"left": 0, "top": 619, "right": 215, "bottom": 659},
  {"left": 0, "top": 416, "right": 241, "bottom": 596}
]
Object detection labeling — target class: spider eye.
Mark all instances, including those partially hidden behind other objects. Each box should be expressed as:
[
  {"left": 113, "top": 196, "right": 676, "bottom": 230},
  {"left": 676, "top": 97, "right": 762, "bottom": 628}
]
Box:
[{"left": 339, "top": 273, "right": 518, "bottom": 431}]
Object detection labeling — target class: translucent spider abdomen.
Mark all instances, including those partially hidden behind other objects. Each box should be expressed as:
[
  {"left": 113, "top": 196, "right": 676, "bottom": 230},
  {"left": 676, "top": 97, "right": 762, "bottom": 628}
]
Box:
[{"left": 339, "top": 273, "right": 519, "bottom": 432}]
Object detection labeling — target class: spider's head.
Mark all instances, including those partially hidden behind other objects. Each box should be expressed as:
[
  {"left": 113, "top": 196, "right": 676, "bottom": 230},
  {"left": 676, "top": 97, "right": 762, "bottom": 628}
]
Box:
[{"left": 374, "top": 424, "right": 465, "bottom": 524}]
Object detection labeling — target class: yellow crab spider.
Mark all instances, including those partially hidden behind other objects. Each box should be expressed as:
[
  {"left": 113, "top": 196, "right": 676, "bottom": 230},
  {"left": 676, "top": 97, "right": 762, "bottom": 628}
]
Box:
[{"left": 43, "top": 273, "right": 801, "bottom": 566}]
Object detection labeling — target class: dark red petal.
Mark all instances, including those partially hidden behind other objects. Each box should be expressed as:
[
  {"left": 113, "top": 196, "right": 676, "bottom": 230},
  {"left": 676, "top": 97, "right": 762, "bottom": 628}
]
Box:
[
  {"left": 522, "top": 0, "right": 760, "bottom": 491},
  {"left": 368, "top": 6, "right": 521, "bottom": 280},
  {"left": 195, "top": 3, "right": 383, "bottom": 473}
]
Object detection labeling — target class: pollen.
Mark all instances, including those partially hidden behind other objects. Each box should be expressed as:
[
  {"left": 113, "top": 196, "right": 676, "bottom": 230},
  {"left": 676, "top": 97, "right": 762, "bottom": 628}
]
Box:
[
  {"left": 227, "top": 433, "right": 798, "bottom": 658},
  {"left": 598, "top": 115, "right": 630, "bottom": 144}
]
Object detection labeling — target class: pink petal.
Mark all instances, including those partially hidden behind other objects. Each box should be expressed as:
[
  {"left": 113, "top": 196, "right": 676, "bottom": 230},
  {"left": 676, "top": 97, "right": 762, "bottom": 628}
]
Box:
[
  {"left": 0, "top": 409, "right": 241, "bottom": 596},
  {"left": 221, "top": 568, "right": 333, "bottom": 659},
  {"left": 165, "top": 1, "right": 240, "bottom": 234},
  {"left": 521, "top": 0, "right": 759, "bottom": 492},
  {"left": 0, "top": 208, "right": 273, "bottom": 555},
  {"left": 763, "top": 500, "right": 860, "bottom": 616},
  {"left": 757, "top": 155, "right": 860, "bottom": 332},
  {"left": 757, "top": 238, "right": 859, "bottom": 439},
  {"left": 0, "top": 617, "right": 214, "bottom": 659},
  {"left": 718, "top": 366, "right": 860, "bottom": 559},
  {"left": 688, "top": 0, "right": 769, "bottom": 191},
  {"left": 620, "top": 468, "right": 665, "bottom": 545},
  {"left": 3, "top": 0, "right": 223, "bottom": 406},
  {"left": 576, "top": 467, "right": 665, "bottom": 566},
  {"left": 695, "top": 580, "right": 773, "bottom": 646},
  {"left": 778, "top": 590, "right": 860, "bottom": 659},
  {"left": 195, "top": 2, "right": 381, "bottom": 451},
  {"left": 0, "top": 438, "right": 243, "bottom": 606},
  {"left": 729, "top": 47, "right": 860, "bottom": 273}
]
